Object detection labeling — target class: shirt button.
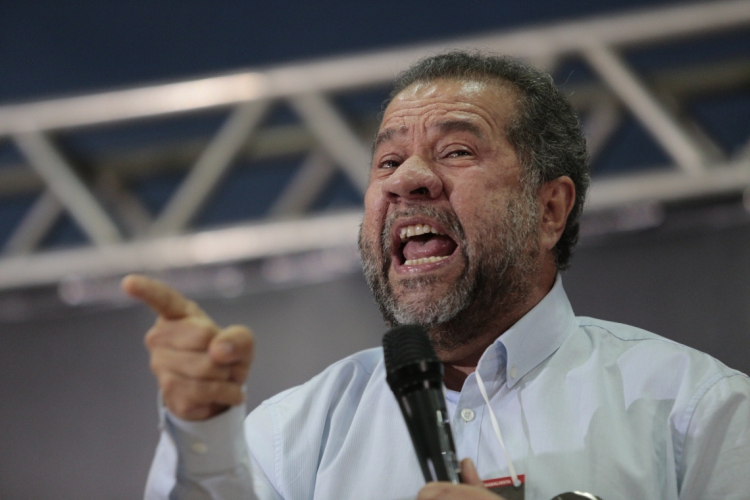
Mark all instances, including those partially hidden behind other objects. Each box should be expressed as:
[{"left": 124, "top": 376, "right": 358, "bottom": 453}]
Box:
[
  {"left": 509, "top": 365, "right": 519, "bottom": 379},
  {"left": 191, "top": 441, "right": 208, "bottom": 454},
  {"left": 460, "top": 408, "right": 475, "bottom": 422}
]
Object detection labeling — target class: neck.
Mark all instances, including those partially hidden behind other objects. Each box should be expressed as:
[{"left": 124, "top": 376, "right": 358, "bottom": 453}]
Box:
[
  {"left": 437, "top": 333, "right": 497, "bottom": 391},
  {"left": 434, "top": 270, "right": 556, "bottom": 391},
  {"left": 434, "top": 313, "right": 516, "bottom": 391}
]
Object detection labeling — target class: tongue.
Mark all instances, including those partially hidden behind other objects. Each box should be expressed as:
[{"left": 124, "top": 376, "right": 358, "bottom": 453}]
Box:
[{"left": 402, "top": 235, "right": 457, "bottom": 261}]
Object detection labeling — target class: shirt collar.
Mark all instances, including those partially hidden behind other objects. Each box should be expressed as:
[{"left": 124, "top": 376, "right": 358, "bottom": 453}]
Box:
[{"left": 477, "top": 274, "right": 576, "bottom": 389}]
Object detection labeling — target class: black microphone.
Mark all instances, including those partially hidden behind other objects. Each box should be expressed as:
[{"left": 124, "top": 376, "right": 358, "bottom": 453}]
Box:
[{"left": 383, "top": 324, "right": 461, "bottom": 484}]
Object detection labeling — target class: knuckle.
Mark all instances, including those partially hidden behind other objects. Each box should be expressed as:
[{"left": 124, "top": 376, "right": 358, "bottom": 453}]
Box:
[
  {"left": 188, "top": 320, "right": 218, "bottom": 345},
  {"left": 198, "top": 326, "right": 218, "bottom": 344},
  {"left": 192, "top": 334, "right": 213, "bottom": 352},
  {"left": 150, "top": 349, "right": 179, "bottom": 376},
  {"left": 204, "top": 380, "right": 223, "bottom": 399},
  {"left": 194, "top": 356, "right": 219, "bottom": 378},
  {"left": 144, "top": 326, "right": 160, "bottom": 349}
]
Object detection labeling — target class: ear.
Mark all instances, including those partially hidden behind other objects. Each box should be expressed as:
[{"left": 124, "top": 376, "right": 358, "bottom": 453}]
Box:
[{"left": 538, "top": 176, "right": 576, "bottom": 253}]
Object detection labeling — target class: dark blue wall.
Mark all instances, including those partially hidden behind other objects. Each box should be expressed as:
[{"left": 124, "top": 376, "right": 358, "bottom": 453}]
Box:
[{"left": 1, "top": 0, "right": 687, "bottom": 102}]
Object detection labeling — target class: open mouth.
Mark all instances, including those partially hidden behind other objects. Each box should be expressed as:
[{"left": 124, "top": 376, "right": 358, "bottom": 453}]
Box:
[{"left": 395, "top": 222, "right": 458, "bottom": 267}]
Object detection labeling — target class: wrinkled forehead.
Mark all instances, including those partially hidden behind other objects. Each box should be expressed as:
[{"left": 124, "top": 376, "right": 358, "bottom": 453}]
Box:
[{"left": 380, "top": 77, "right": 519, "bottom": 129}]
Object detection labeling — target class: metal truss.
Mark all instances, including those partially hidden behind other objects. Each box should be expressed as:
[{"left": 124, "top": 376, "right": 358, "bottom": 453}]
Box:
[{"left": 0, "top": 0, "right": 749, "bottom": 291}]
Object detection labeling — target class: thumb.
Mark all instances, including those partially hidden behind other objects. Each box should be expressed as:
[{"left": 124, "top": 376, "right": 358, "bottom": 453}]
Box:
[
  {"left": 460, "top": 458, "right": 485, "bottom": 488},
  {"left": 209, "top": 324, "right": 255, "bottom": 367}
]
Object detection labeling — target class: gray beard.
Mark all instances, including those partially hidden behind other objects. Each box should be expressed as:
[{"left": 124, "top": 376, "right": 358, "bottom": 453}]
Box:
[{"left": 359, "top": 189, "right": 540, "bottom": 352}]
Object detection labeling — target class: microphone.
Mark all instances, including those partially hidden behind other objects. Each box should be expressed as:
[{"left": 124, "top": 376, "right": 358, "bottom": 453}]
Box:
[{"left": 383, "top": 324, "right": 461, "bottom": 484}]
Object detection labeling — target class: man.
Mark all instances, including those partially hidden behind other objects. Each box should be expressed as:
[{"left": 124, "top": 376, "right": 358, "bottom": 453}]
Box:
[{"left": 124, "top": 52, "right": 750, "bottom": 499}]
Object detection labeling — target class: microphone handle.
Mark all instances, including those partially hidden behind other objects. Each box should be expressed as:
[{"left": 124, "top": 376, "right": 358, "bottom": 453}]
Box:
[{"left": 396, "top": 387, "right": 461, "bottom": 484}]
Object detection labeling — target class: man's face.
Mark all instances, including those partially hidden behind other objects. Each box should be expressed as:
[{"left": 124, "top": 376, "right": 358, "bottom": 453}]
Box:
[{"left": 359, "top": 78, "right": 542, "bottom": 350}]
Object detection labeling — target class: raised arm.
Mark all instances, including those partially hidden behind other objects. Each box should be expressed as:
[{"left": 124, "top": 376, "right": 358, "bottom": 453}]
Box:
[{"left": 123, "top": 275, "right": 263, "bottom": 500}]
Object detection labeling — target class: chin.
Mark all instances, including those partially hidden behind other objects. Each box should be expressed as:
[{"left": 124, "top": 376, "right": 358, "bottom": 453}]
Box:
[{"left": 390, "top": 291, "right": 470, "bottom": 329}]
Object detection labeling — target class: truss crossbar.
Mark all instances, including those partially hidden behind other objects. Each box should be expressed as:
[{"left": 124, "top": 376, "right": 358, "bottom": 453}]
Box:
[
  {"left": 0, "top": 211, "right": 363, "bottom": 290},
  {"left": 0, "top": 0, "right": 748, "bottom": 291},
  {"left": 0, "top": 1, "right": 748, "bottom": 134}
]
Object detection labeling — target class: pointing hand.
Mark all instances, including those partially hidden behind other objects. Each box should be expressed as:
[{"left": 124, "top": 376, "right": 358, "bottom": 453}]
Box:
[{"left": 122, "top": 274, "right": 254, "bottom": 421}]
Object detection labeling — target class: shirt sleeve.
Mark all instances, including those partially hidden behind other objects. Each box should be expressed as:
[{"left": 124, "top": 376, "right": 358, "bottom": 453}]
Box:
[
  {"left": 143, "top": 404, "right": 279, "bottom": 500},
  {"left": 678, "top": 373, "right": 750, "bottom": 500}
]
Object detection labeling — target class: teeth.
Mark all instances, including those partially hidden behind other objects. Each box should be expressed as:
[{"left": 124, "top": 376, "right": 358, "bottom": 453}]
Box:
[
  {"left": 404, "top": 255, "right": 449, "bottom": 266},
  {"left": 399, "top": 224, "right": 442, "bottom": 241}
]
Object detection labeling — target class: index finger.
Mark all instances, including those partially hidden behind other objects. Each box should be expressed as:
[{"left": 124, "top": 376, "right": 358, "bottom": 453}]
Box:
[{"left": 121, "top": 274, "right": 204, "bottom": 320}]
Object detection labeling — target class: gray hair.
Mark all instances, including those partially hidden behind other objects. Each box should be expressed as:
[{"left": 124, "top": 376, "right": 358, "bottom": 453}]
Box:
[{"left": 386, "top": 51, "right": 589, "bottom": 270}]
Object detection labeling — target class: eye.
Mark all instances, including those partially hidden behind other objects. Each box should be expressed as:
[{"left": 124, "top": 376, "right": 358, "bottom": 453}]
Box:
[
  {"left": 448, "top": 150, "right": 469, "bottom": 157},
  {"left": 445, "top": 148, "right": 472, "bottom": 159},
  {"left": 378, "top": 158, "right": 401, "bottom": 169}
]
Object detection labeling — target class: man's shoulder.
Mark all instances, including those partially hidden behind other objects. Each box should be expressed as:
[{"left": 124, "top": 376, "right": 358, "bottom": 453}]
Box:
[
  {"left": 243, "top": 347, "right": 389, "bottom": 484},
  {"left": 576, "top": 316, "right": 670, "bottom": 342},
  {"left": 254, "top": 347, "right": 385, "bottom": 410},
  {"left": 573, "top": 316, "right": 746, "bottom": 380}
]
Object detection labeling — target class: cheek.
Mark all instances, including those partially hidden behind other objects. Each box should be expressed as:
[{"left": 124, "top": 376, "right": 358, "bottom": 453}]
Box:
[
  {"left": 362, "top": 187, "right": 386, "bottom": 241},
  {"left": 360, "top": 213, "right": 379, "bottom": 243},
  {"left": 448, "top": 176, "right": 503, "bottom": 218},
  {"left": 363, "top": 182, "right": 378, "bottom": 208},
  {"left": 450, "top": 186, "right": 515, "bottom": 246},
  {"left": 365, "top": 179, "right": 394, "bottom": 216}
]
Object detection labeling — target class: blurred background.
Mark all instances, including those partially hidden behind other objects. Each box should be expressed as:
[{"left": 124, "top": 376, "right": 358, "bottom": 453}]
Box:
[{"left": 1, "top": 0, "right": 749, "bottom": 497}]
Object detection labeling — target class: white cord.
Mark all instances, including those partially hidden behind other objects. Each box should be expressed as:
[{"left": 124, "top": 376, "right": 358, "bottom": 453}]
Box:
[{"left": 474, "top": 369, "right": 521, "bottom": 487}]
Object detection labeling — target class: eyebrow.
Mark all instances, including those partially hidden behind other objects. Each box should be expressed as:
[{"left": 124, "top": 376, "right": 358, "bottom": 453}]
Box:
[
  {"left": 372, "top": 120, "right": 485, "bottom": 154},
  {"left": 435, "top": 120, "right": 485, "bottom": 139},
  {"left": 372, "top": 127, "right": 404, "bottom": 154}
]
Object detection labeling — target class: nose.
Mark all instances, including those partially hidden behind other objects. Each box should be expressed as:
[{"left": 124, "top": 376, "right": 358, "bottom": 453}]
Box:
[{"left": 381, "top": 155, "right": 443, "bottom": 203}]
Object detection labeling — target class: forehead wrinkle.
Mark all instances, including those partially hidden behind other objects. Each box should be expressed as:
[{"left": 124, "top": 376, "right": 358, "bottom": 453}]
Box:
[{"left": 373, "top": 83, "right": 509, "bottom": 155}]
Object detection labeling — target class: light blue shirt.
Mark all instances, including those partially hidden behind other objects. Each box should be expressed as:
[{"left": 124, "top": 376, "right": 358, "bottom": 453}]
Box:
[{"left": 145, "top": 277, "right": 750, "bottom": 499}]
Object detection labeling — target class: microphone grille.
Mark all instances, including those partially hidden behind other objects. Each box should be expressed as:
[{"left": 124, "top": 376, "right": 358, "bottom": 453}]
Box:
[{"left": 382, "top": 324, "right": 438, "bottom": 373}]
